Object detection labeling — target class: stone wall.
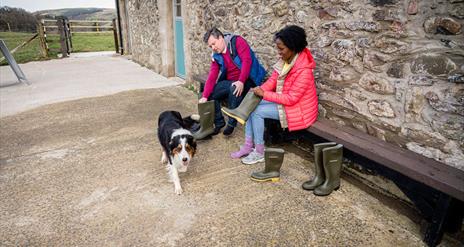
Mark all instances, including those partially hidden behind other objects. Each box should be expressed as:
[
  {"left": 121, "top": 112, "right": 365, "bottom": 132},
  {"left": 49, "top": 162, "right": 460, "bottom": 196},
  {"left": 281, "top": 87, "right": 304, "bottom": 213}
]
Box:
[
  {"left": 124, "top": 0, "right": 161, "bottom": 72},
  {"left": 122, "top": 0, "right": 464, "bottom": 169}
]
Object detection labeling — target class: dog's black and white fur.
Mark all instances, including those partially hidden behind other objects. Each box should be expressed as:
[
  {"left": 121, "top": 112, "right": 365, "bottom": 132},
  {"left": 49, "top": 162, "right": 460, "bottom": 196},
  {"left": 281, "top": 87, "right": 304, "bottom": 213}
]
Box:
[{"left": 157, "top": 111, "right": 198, "bottom": 195}]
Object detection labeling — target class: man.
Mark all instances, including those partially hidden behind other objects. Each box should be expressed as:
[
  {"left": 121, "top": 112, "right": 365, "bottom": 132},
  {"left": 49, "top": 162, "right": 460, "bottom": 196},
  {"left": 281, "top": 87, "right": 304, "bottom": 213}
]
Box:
[{"left": 199, "top": 27, "right": 266, "bottom": 137}]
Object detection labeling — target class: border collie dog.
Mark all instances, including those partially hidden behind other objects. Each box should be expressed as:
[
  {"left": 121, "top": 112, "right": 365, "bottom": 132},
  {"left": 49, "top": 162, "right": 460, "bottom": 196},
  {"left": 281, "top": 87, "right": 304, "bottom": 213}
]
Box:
[{"left": 157, "top": 111, "right": 198, "bottom": 195}]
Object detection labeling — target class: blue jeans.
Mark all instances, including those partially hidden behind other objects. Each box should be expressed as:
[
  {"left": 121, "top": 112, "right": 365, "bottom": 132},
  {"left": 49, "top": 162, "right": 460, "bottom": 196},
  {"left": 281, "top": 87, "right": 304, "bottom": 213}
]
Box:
[
  {"left": 245, "top": 100, "right": 279, "bottom": 145},
  {"left": 208, "top": 80, "right": 251, "bottom": 128}
]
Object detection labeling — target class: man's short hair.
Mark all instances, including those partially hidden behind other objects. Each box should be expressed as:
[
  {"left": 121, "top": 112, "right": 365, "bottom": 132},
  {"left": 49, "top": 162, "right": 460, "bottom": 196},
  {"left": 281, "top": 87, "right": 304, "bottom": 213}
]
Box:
[
  {"left": 274, "top": 25, "right": 308, "bottom": 53},
  {"left": 203, "top": 27, "right": 224, "bottom": 43}
]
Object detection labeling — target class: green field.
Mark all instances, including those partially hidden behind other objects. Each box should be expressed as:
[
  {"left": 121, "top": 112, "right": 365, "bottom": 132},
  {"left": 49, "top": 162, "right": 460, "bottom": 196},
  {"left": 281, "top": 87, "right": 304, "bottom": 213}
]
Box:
[{"left": 0, "top": 31, "right": 115, "bottom": 65}]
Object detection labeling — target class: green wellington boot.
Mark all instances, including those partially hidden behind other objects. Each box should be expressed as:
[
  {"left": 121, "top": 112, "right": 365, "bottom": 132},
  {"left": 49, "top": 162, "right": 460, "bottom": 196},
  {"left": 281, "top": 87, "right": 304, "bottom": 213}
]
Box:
[
  {"left": 221, "top": 91, "right": 262, "bottom": 125},
  {"left": 192, "top": 100, "right": 215, "bottom": 140},
  {"left": 302, "top": 142, "right": 337, "bottom": 191},
  {"left": 250, "top": 148, "right": 285, "bottom": 182},
  {"left": 314, "top": 144, "right": 344, "bottom": 196}
]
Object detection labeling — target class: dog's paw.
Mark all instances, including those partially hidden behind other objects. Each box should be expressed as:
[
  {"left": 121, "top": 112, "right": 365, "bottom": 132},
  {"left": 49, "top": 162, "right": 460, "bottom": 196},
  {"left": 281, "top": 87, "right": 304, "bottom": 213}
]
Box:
[
  {"left": 161, "top": 152, "right": 168, "bottom": 164},
  {"left": 190, "top": 114, "right": 200, "bottom": 121},
  {"left": 174, "top": 186, "right": 183, "bottom": 195}
]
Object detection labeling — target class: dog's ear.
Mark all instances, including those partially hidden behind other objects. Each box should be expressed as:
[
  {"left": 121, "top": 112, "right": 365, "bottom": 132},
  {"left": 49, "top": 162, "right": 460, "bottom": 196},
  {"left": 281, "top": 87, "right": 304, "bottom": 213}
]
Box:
[
  {"left": 188, "top": 136, "right": 197, "bottom": 154},
  {"left": 187, "top": 135, "right": 197, "bottom": 157},
  {"left": 169, "top": 139, "right": 177, "bottom": 154}
]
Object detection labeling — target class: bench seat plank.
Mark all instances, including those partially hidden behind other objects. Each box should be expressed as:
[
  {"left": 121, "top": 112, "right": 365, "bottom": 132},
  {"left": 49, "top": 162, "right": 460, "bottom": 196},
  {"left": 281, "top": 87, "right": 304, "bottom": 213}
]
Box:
[{"left": 308, "top": 118, "right": 464, "bottom": 202}]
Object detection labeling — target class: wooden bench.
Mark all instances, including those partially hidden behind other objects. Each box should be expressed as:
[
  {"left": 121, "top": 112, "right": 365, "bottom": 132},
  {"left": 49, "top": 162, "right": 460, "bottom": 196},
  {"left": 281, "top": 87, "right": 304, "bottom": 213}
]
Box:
[
  {"left": 307, "top": 119, "right": 464, "bottom": 202},
  {"left": 193, "top": 74, "right": 464, "bottom": 246},
  {"left": 295, "top": 118, "right": 463, "bottom": 247}
]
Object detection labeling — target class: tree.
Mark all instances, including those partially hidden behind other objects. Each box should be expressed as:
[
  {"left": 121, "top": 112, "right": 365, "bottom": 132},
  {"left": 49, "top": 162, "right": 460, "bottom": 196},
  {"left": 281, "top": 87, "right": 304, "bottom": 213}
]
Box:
[{"left": 0, "top": 6, "right": 37, "bottom": 32}]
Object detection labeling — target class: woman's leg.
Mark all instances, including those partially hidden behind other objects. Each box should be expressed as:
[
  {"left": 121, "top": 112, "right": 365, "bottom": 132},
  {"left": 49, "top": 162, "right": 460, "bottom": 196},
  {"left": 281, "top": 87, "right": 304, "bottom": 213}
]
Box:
[
  {"left": 241, "top": 101, "right": 279, "bottom": 165},
  {"left": 230, "top": 115, "right": 254, "bottom": 159},
  {"left": 245, "top": 114, "right": 254, "bottom": 139},
  {"left": 251, "top": 100, "right": 280, "bottom": 149}
]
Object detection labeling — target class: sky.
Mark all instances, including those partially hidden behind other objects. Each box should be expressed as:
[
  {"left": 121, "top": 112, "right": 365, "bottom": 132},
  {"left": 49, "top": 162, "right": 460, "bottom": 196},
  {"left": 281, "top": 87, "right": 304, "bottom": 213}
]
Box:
[{"left": 1, "top": 0, "right": 116, "bottom": 12}]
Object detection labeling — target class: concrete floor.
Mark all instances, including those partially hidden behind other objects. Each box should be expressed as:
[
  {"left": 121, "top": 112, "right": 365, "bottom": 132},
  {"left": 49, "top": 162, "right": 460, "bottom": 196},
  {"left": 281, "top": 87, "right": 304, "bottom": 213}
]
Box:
[
  {"left": 0, "top": 53, "right": 179, "bottom": 117},
  {"left": 0, "top": 55, "right": 459, "bottom": 246}
]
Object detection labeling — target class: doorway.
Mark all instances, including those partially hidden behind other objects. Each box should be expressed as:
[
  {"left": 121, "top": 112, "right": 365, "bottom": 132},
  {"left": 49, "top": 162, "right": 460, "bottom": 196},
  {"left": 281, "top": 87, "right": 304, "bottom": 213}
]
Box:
[{"left": 173, "top": 0, "right": 186, "bottom": 78}]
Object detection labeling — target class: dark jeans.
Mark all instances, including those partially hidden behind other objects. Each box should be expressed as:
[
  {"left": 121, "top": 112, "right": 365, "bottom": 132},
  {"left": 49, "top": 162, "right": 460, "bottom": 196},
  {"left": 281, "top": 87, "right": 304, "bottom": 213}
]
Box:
[{"left": 208, "top": 79, "right": 253, "bottom": 128}]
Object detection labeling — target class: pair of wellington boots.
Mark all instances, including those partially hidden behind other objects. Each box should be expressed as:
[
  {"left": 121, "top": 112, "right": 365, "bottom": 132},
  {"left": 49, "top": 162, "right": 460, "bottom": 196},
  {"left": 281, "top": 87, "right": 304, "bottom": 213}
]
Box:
[
  {"left": 192, "top": 100, "right": 215, "bottom": 140},
  {"left": 302, "top": 142, "right": 344, "bottom": 196},
  {"left": 250, "top": 148, "right": 285, "bottom": 182},
  {"left": 221, "top": 91, "right": 262, "bottom": 125}
]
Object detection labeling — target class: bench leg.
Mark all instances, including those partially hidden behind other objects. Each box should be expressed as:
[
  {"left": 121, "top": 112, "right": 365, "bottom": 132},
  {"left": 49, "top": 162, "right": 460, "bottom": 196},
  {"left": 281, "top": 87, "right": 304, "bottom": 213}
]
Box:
[{"left": 423, "top": 193, "right": 452, "bottom": 247}]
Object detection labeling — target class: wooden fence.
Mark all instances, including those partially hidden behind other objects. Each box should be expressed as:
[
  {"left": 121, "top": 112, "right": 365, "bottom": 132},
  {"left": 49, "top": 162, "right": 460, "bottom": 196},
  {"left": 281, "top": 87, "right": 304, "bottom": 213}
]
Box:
[
  {"left": 37, "top": 18, "right": 120, "bottom": 58},
  {"left": 68, "top": 20, "right": 113, "bottom": 33}
]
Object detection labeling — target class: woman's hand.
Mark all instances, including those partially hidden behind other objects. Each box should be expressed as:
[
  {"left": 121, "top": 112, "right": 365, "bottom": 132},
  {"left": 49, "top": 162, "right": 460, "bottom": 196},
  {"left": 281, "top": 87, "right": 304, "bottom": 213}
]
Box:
[{"left": 252, "top": 86, "right": 264, "bottom": 97}]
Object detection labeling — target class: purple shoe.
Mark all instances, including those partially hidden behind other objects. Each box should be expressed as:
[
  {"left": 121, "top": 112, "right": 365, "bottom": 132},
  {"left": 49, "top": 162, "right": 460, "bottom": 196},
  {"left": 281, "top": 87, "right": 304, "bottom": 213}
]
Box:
[{"left": 231, "top": 144, "right": 253, "bottom": 159}]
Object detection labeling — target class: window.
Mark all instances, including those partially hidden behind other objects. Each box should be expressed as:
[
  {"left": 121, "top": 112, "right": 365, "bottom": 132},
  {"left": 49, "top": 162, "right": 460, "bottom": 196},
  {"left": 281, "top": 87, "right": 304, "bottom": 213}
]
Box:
[{"left": 174, "top": 0, "right": 181, "bottom": 17}]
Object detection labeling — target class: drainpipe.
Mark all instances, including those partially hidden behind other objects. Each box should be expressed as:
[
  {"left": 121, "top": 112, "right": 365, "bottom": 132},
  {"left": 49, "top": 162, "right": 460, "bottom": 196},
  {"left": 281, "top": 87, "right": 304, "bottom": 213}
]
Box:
[{"left": 115, "top": 0, "right": 124, "bottom": 55}]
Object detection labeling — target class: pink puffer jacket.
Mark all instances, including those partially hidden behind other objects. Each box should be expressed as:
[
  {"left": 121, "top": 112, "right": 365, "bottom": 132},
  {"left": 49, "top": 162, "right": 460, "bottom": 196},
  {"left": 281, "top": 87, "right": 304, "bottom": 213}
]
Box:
[{"left": 261, "top": 48, "right": 318, "bottom": 131}]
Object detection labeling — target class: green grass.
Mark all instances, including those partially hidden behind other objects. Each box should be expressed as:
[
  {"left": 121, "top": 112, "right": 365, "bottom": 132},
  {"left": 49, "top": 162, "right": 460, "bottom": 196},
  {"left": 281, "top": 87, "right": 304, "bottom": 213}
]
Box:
[
  {"left": 71, "top": 32, "right": 116, "bottom": 52},
  {"left": 0, "top": 31, "right": 116, "bottom": 66},
  {"left": 0, "top": 32, "right": 49, "bottom": 65}
]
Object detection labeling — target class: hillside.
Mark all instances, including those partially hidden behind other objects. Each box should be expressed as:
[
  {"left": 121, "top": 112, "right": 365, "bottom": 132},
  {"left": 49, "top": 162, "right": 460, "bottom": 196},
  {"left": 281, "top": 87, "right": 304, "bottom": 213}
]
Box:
[{"left": 35, "top": 8, "right": 116, "bottom": 21}]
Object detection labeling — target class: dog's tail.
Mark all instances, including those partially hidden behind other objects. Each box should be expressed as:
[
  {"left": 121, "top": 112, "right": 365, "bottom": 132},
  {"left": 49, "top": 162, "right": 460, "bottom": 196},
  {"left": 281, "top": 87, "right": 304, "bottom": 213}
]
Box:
[
  {"left": 190, "top": 114, "right": 200, "bottom": 121},
  {"left": 182, "top": 114, "right": 200, "bottom": 132}
]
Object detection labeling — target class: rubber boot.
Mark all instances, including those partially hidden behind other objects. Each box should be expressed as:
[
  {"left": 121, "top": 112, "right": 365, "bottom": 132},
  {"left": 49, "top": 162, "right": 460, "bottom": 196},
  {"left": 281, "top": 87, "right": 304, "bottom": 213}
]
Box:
[
  {"left": 302, "top": 142, "right": 337, "bottom": 191},
  {"left": 314, "top": 144, "right": 343, "bottom": 196},
  {"left": 192, "top": 100, "right": 215, "bottom": 140},
  {"left": 250, "top": 148, "right": 285, "bottom": 182},
  {"left": 221, "top": 92, "right": 262, "bottom": 125}
]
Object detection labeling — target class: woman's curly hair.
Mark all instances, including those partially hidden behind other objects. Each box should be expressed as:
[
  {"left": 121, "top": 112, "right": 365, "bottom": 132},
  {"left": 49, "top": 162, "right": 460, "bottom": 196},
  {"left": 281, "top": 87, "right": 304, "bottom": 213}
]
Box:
[{"left": 274, "top": 25, "right": 308, "bottom": 53}]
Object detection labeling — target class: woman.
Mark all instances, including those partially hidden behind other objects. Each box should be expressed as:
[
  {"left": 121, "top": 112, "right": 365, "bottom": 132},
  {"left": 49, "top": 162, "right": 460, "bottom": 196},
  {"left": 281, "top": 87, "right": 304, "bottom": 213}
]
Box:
[{"left": 230, "top": 25, "right": 318, "bottom": 166}]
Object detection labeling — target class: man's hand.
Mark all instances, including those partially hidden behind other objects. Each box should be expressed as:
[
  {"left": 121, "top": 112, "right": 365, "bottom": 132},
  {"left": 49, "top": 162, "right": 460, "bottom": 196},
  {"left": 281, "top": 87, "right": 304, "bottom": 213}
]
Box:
[
  {"left": 232, "top": 81, "right": 244, "bottom": 97},
  {"left": 252, "top": 86, "right": 265, "bottom": 97},
  {"left": 199, "top": 97, "right": 208, "bottom": 103}
]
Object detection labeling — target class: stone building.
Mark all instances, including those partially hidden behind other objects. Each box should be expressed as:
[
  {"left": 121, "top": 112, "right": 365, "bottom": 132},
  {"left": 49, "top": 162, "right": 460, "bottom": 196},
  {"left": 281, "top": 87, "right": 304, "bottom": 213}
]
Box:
[{"left": 115, "top": 0, "right": 464, "bottom": 170}]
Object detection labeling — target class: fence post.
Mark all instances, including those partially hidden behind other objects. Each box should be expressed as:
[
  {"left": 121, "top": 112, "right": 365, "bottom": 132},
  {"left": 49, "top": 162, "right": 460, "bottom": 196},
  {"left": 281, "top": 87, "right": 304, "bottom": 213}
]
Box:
[
  {"left": 63, "top": 18, "right": 72, "bottom": 53},
  {"left": 37, "top": 20, "right": 49, "bottom": 58},
  {"left": 57, "top": 18, "right": 68, "bottom": 58},
  {"left": 112, "top": 19, "right": 120, "bottom": 54},
  {"left": 67, "top": 20, "right": 73, "bottom": 50}
]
